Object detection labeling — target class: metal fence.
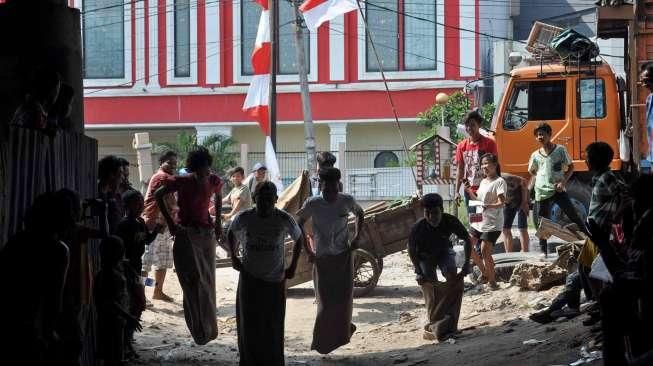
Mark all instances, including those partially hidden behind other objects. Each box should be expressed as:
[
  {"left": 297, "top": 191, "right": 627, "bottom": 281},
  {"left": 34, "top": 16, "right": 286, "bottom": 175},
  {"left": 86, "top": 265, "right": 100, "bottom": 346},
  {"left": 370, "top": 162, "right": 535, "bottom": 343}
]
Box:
[{"left": 244, "top": 150, "right": 420, "bottom": 200}]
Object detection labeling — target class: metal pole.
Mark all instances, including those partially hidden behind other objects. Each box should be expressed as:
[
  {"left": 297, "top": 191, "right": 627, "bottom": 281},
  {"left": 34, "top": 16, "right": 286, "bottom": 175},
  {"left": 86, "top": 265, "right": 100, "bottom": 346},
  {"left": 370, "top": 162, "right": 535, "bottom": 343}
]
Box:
[
  {"left": 291, "top": 0, "right": 316, "bottom": 175},
  {"left": 269, "top": 0, "right": 278, "bottom": 150}
]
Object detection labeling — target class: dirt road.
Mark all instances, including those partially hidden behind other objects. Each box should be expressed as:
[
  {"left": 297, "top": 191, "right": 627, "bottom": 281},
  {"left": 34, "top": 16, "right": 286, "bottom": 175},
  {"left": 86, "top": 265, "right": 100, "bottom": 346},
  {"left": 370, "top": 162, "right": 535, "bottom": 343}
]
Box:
[{"left": 135, "top": 251, "right": 597, "bottom": 366}]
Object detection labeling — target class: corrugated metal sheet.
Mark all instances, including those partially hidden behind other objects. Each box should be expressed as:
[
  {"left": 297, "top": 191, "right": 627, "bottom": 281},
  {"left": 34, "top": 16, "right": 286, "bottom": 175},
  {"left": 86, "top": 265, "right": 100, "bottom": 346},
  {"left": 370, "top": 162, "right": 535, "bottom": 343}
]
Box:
[{"left": 0, "top": 126, "right": 97, "bottom": 247}]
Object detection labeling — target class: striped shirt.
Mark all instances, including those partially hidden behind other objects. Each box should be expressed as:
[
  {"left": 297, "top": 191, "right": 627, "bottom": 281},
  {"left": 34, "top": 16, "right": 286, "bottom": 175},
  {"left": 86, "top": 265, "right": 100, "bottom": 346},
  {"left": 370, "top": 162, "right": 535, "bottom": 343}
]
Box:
[{"left": 588, "top": 170, "right": 628, "bottom": 228}]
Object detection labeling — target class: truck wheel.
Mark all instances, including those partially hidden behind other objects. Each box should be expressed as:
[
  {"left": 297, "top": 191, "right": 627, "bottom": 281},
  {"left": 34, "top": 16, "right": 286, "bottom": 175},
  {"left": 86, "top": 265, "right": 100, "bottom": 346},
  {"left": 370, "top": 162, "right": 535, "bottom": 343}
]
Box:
[
  {"left": 532, "top": 179, "right": 591, "bottom": 227},
  {"left": 353, "top": 249, "right": 381, "bottom": 297}
]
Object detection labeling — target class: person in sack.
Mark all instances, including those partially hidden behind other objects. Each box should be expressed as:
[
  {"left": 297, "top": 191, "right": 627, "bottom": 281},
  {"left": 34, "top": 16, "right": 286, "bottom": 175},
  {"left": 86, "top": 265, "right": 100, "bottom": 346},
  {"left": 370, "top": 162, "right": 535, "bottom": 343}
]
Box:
[
  {"left": 528, "top": 122, "right": 586, "bottom": 256},
  {"left": 227, "top": 181, "right": 304, "bottom": 366},
  {"left": 297, "top": 167, "right": 365, "bottom": 354},
  {"left": 407, "top": 193, "right": 472, "bottom": 341},
  {"left": 155, "top": 147, "right": 223, "bottom": 345},
  {"left": 465, "top": 153, "right": 506, "bottom": 290}
]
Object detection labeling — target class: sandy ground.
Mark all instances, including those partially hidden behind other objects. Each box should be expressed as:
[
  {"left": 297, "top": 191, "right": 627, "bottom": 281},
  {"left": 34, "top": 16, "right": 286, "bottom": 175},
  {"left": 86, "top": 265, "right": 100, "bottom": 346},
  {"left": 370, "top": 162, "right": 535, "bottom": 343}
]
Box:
[{"left": 134, "top": 242, "right": 600, "bottom": 366}]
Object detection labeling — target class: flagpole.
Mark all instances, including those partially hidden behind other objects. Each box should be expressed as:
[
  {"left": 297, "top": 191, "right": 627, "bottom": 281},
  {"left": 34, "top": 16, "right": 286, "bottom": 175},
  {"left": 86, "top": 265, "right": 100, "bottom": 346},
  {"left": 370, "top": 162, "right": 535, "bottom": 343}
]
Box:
[{"left": 269, "top": 0, "right": 278, "bottom": 150}]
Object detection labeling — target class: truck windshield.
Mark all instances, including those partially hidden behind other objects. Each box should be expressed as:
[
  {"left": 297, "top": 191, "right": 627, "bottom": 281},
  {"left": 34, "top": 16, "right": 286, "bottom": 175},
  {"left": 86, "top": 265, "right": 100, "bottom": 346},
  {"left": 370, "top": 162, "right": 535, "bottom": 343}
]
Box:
[{"left": 503, "top": 80, "right": 566, "bottom": 130}]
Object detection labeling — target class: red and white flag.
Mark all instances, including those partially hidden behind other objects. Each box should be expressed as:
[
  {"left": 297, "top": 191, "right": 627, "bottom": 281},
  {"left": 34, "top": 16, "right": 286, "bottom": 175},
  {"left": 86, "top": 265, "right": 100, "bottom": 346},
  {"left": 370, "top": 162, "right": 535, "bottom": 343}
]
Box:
[
  {"left": 242, "top": 0, "right": 283, "bottom": 192},
  {"left": 299, "top": 0, "right": 358, "bottom": 31}
]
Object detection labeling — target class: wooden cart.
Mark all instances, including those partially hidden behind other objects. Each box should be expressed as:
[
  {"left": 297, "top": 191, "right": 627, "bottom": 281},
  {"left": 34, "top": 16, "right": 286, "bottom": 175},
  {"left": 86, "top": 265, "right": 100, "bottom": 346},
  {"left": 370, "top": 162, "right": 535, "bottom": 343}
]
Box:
[{"left": 217, "top": 172, "right": 423, "bottom": 297}]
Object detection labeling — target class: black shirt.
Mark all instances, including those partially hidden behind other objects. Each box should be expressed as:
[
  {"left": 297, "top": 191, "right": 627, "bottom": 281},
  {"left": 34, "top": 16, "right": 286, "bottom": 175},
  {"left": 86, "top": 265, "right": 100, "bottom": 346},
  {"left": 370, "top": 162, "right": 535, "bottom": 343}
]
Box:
[
  {"left": 116, "top": 216, "right": 156, "bottom": 273},
  {"left": 408, "top": 214, "right": 469, "bottom": 268}
]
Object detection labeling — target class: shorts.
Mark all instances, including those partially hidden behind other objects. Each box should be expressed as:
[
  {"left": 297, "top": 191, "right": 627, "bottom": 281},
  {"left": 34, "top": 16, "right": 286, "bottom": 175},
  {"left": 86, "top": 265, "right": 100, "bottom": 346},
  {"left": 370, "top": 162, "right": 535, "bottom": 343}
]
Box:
[
  {"left": 418, "top": 248, "right": 457, "bottom": 281},
  {"left": 503, "top": 206, "right": 528, "bottom": 229},
  {"left": 142, "top": 231, "right": 174, "bottom": 271},
  {"left": 469, "top": 227, "right": 502, "bottom": 244}
]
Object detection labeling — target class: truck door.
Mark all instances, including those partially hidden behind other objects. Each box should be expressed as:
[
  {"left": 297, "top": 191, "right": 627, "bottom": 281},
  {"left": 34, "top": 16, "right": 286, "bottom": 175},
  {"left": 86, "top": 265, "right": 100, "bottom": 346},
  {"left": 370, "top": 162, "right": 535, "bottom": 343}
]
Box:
[
  {"left": 574, "top": 77, "right": 606, "bottom": 161},
  {"left": 499, "top": 79, "right": 573, "bottom": 174}
]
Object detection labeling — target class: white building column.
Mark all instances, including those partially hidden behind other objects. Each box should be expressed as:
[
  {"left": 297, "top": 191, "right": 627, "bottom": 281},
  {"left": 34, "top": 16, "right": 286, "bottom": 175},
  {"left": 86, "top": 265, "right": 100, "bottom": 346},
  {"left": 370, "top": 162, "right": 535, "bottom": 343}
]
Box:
[
  {"left": 134, "top": 0, "right": 146, "bottom": 88},
  {"left": 328, "top": 122, "right": 347, "bottom": 167},
  {"left": 147, "top": 0, "right": 160, "bottom": 88},
  {"left": 195, "top": 125, "right": 233, "bottom": 143}
]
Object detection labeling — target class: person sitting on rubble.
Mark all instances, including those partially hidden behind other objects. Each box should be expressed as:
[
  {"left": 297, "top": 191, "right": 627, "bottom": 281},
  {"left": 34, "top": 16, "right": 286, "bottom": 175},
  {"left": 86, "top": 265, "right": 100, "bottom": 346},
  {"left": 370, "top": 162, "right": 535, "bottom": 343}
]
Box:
[
  {"left": 530, "top": 142, "right": 628, "bottom": 325},
  {"left": 408, "top": 193, "right": 472, "bottom": 341},
  {"left": 94, "top": 236, "right": 142, "bottom": 366},
  {"left": 10, "top": 68, "right": 61, "bottom": 131},
  {"left": 115, "top": 190, "right": 157, "bottom": 358}
]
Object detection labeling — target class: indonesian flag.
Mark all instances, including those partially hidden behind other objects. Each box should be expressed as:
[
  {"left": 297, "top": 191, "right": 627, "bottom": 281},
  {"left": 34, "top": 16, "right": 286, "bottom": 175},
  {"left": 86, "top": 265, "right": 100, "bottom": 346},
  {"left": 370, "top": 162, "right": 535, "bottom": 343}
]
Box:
[
  {"left": 299, "top": 0, "right": 358, "bottom": 32},
  {"left": 242, "top": 0, "right": 283, "bottom": 192}
]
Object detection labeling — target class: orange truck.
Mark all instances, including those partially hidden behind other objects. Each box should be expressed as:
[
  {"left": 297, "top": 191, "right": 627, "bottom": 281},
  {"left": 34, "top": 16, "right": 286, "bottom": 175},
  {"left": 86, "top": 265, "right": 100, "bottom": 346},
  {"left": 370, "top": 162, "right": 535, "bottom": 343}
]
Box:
[{"left": 490, "top": 1, "right": 651, "bottom": 223}]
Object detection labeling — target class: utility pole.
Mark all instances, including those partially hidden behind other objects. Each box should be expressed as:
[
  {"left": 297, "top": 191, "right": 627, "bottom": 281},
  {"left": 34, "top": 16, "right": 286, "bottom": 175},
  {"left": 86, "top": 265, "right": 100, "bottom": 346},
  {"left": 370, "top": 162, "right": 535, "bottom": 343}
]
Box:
[
  {"left": 291, "top": 0, "right": 316, "bottom": 174},
  {"left": 269, "top": 0, "right": 278, "bottom": 150}
]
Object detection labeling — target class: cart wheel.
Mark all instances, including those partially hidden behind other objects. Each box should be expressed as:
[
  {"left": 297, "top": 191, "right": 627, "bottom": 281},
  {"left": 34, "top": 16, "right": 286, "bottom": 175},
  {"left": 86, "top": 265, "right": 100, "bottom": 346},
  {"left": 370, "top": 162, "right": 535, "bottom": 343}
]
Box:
[{"left": 353, "top": 249, "right": 381, "bottom": 297}]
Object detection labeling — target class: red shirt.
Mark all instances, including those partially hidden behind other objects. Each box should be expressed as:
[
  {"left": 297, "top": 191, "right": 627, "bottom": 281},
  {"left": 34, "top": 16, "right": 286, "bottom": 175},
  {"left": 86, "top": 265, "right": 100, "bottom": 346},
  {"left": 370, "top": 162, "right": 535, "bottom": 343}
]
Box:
[
  {"left": 142, "top": 169, "right": 177, "bottom": 230},
  {"left": 163, "top": 173, "right": 223, "bottom": 228},
  {"left": 455, "top": 136, "right": 498, "bottom": 188}
]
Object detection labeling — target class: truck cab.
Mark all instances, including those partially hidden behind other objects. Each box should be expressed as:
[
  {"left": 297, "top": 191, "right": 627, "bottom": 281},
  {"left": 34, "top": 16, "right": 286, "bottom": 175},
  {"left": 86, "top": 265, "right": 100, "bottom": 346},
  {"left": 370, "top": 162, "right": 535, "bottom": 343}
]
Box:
[
  {"left": 491, "top": 62, "right": 623, "bottom": 223},
  {"left": 492, "top": 62, "right": 622, "bottom": 179}
]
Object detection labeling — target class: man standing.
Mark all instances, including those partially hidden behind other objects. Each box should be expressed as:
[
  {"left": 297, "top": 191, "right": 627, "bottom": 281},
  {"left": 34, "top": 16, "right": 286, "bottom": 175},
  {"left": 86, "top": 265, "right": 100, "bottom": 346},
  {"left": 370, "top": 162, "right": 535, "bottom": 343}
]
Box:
[
  {"left": 408, "top": 193, "right": 472, "bottom": 341},
  {"left": 141, "top": 151, "right": 178, "bottom": 302},
  {"left": 245, "top": 163, "right": 268, "bottom": 199},
  {"left": 297, "top": 167, "right": 365, "bottom": 354},
  {"left": 501, "top": 173, "right": 530, "bottom": 252},
  {"left": 227, "top": 182, "right": 303, "bottom": 366},
  {"left": 528, "top": 122, "right": 586, "bottom": 255},
  {"left": 454, "top": 110, "right": 498, "bottom": 213},
  {"left": 221, "top": 167, "right": 252, "bottom": 222},
  {"left": 155, "top": 147, "right": 223, "bottom": 345},
  {"left": 640, "top": 63, "right": 653, "bottom": 171}
]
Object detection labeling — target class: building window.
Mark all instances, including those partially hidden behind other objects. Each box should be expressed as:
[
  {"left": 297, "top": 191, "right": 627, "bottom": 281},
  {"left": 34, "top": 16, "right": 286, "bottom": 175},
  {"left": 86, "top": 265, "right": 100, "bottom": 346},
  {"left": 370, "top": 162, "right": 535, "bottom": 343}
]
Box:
[
  {"left": 83, "top": 0, "right": 125, "bottom": 79},
  {"left": 241, "top": 0, "right": 310, "bottom": 75},
  {"left": 365, "top": 0, "right": 436, "bottom": 72},
  {"left": 503, "top": 80, "right": 566, "bottom": 130},
  {"left": 174, "top": 0, "right": 191, "bottom": 77},
  {"left": 374, "top": 151, "right": 399, "bottom": 168},
  {"left": 577, "top": 78, "right": 606, "bottom": 119}
]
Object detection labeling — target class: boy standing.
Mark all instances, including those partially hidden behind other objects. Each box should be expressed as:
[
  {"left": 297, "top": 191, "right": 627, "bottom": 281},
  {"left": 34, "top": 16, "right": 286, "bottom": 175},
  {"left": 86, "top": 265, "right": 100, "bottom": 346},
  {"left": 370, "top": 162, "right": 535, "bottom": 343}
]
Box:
[
  {"left": 221, "top": 167, "right": 252, "bottom": 222},
  {"left": 297, "top": 168, "right": 365, "bottom": 354},
  {"left": 94, "top": 236, "right": 142, "bottom": 366},
  {"left": 528, "top": 122, "right": 586, "bottom": 255},
  {"left": 155, "top": 147, "right": 223, "bottom": 345},
  {"left": 454, "top": 110, "right": 498, "bottom": 213},
  {"left": 141, "top": 150, "right": 178, "bottom": 302},
  {"left": 227, "top": 182, "right": 303, "bottom": 366},
  {"left": 116, "top": 190, "right": 156, "bottom": 354},
  {"left": 408, "top": 193, "right": 472, "bottom": 340}
]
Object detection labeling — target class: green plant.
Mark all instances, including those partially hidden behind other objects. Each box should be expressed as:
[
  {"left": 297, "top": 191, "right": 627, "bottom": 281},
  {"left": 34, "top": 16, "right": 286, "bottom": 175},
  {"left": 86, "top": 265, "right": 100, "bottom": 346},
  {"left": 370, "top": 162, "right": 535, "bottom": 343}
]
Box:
[
  {"left": 154, "top": 131, "right": 237, "bottom": 176},
  {"left": 416, "top": 91, "right": 495, "bottom": 143}
]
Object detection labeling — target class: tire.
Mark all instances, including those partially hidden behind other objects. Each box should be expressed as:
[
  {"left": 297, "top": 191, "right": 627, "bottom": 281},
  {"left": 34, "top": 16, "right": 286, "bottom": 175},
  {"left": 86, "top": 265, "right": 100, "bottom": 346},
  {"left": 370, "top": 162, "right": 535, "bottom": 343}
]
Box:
[
  {"left": 352, "top": 249, "right": 381, "bottom": 298},
  {"left": 532, "top": 179, "right": 591, "bottom": 227}
]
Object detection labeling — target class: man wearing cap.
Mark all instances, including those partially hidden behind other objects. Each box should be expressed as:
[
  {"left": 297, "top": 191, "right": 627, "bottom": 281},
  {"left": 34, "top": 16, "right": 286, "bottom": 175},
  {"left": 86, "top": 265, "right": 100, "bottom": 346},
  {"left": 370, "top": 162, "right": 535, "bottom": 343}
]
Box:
[
  {"left": 408, "top": 193, "right": 472, "bottom": 341},
  {"left": 244, "top": 163, "right": 268, "bottom": 199}
]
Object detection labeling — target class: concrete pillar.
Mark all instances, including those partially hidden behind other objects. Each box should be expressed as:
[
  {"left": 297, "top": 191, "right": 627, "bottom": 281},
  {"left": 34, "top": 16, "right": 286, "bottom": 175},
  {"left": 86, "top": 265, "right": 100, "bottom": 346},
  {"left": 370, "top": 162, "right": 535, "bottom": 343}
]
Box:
[
  {"left": 195, "top": 125, "right": 233, "bottom": 143},
  {"left": 240, "top": 143, "right": 249, "bottom": 170},
  {"left": 147, "top": 0, "right": 160, "bottom": 88},
  {"left": 133, "top": 132, "right": 154, "bottom": 192},
  {"left": 328, "top": 122, "right": 347, "bottom": 156}
]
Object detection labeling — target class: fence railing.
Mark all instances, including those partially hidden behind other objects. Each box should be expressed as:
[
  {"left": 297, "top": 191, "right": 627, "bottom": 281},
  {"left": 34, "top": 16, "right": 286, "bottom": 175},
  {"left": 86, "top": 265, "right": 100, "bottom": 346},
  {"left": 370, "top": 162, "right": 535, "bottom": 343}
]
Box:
[{"left": 243, "top": 150, "right": 420, "bottom": 200}]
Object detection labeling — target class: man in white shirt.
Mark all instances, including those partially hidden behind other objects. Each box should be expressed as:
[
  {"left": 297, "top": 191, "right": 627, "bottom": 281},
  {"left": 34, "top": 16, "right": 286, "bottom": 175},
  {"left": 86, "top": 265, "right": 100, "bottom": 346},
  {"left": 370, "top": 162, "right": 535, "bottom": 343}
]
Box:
[
  {"left": 297, "top": 167, "right": 365, "bottom": 354},
  {"left": 227, "top": 181, "right": 303, "bottom": 366}
]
